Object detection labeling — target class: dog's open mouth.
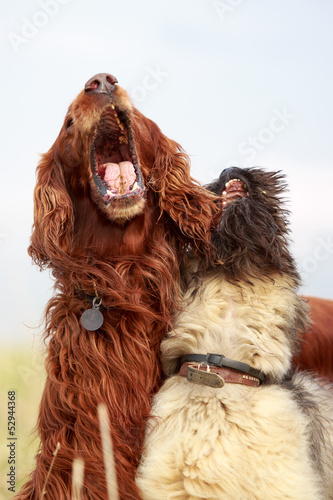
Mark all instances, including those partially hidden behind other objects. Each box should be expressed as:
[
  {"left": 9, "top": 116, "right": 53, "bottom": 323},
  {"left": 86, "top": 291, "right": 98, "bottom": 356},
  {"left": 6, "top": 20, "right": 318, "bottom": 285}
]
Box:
[
  {"left": 222, "top": 178, "right": 248, "bottom": 208},
  {"left": 91, "top": 106, "right": 145, "bottom": 204}
]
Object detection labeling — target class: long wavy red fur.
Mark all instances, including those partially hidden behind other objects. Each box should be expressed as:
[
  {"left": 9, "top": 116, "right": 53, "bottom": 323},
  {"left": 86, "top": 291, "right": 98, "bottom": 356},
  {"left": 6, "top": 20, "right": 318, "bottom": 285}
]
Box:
[
  {"left": 293, "top": 296, "right": 333, "bottom": 381},
  {"left": 17, "top": 84, "right": 218, "bottom": 499}
]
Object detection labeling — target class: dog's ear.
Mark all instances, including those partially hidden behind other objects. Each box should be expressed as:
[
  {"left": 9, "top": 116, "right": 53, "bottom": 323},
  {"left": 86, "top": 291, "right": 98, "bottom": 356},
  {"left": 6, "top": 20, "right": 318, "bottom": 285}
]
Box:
[
  {"left": 28, "top": 146, "right": 74, "bottom": 269},
  {"left": 147, "top": 119, "right": 217, "bottom": 247}
]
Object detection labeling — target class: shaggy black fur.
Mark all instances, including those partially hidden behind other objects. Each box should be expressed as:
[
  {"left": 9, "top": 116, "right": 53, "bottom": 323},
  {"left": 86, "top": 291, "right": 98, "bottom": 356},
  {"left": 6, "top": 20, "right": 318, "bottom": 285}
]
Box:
[{"left": 206, "top": 167, "right": 299, "bottom": 284}]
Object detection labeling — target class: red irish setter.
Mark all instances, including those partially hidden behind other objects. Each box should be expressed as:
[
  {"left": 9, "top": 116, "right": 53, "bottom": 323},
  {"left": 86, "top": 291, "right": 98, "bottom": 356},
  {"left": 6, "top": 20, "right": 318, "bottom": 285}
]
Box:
[{"left": 17, "top": 74, "right": 217, "bottom": 500}]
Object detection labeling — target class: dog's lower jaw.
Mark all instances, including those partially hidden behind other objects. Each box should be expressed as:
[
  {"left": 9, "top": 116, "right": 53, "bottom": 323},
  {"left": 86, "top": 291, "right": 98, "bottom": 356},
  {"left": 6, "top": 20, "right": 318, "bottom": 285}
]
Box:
[{"left": 90, "top": 180, "right": 146, "bottom": 222}]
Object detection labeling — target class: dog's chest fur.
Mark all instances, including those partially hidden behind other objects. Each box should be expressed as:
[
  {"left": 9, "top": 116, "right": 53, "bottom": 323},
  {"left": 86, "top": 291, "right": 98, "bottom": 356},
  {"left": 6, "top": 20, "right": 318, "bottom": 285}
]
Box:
[
  {"left": 136, "top": 274, "right": 327, "bottom": 499},
  {"left": 138, "top": 381, "right": 322, "bottom": 499},
  {"left": 162, "top": 273, "right": 302, "bottom": 382}
]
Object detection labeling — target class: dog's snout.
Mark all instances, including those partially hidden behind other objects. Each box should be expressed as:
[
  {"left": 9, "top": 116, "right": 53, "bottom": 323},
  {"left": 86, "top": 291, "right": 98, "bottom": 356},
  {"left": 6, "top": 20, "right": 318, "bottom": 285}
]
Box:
[
  {"left": 220, "top": 167, "right": 243, "bottom": 180},
  {"left": 85, "top": 73, "right": 118, "bottom": 94}
]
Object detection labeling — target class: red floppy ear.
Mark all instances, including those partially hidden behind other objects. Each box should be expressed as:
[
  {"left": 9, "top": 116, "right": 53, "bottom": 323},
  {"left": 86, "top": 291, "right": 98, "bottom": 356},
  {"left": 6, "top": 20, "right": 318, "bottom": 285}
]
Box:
[
  {"left": 28, "top": 145, "right": 74, "bottom": 269},
  {"left": 147, "top": 119, "right": 217, "bottom": 247}
]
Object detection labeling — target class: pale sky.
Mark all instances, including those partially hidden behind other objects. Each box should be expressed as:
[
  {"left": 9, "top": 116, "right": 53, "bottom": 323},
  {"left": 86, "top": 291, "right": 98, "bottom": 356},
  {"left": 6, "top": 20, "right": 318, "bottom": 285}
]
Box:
[{"left": 1, "top": 0, "right": 333, "bottom": 345}]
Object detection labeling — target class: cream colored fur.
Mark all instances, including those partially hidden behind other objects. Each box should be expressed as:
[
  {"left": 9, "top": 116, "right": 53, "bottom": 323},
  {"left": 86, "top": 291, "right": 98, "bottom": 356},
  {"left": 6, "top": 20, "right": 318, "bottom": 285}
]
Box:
[{"left": 136, "top": 272, "right": 333, "bottom": 499}]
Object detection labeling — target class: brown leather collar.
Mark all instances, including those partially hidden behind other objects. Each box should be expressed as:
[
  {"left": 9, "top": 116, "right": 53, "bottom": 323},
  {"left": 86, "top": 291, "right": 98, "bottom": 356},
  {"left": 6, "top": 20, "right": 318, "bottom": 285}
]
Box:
[{"left": 179, "top": 362, "right": 261, "bottom": 388}]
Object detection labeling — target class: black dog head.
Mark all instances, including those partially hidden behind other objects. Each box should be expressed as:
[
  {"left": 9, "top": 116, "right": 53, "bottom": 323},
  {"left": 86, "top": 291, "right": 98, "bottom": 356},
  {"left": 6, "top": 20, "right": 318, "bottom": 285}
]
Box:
[{"left": 206, "top": 167, "right": 299, "bottom": 284}]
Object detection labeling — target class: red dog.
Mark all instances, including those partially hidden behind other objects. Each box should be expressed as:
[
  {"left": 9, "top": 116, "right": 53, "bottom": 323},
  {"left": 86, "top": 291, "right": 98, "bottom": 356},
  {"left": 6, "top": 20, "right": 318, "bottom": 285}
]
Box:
[
  {"left": 17, "top": 74, "right": 217, "bottom": 499},
  {"left": 294, "top": 296, "right": 333, "bottom": 380}
]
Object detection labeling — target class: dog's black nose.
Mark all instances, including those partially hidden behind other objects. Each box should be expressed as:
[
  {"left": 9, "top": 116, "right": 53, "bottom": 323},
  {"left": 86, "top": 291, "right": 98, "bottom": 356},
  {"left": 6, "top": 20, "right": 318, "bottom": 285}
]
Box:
[
  {"left": 220, "top": 167, "right": 243, "bottom": 179},
  {"left": 85, "top": 73, "right": 118, "bottom": 94}
]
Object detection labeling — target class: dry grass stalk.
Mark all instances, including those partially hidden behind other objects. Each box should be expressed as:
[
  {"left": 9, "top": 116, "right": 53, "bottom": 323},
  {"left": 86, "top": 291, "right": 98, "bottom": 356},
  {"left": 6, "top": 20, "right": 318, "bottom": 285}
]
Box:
[
  {"left": 97, "top": 403, "right": 119, "bottom": 500},
  {"left": 72, "top": 457, "right": 85, "bottom": 500},
  {"left": 41, "top": 442, "right": 61, "bottom": 498}
]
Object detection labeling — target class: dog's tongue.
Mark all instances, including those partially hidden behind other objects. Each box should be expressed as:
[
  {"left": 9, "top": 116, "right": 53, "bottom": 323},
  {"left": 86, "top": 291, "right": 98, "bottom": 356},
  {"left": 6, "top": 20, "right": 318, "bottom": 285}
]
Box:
[{"left": 103, "top": 161, "right": 136, "bottom": 192}]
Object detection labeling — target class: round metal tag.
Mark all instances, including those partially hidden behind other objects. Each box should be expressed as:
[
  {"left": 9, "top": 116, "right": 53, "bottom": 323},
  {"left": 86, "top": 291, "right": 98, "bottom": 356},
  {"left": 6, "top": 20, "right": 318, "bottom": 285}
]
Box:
[{"left": 80, "top": 306, "right": 104, "bottom": 331}]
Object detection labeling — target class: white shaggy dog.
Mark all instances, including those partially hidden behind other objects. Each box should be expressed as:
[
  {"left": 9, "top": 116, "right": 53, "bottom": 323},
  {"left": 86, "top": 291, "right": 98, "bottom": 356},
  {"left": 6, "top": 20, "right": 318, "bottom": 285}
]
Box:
[{"left": 136, "top": 168, "right": 333, "bottom": 500}]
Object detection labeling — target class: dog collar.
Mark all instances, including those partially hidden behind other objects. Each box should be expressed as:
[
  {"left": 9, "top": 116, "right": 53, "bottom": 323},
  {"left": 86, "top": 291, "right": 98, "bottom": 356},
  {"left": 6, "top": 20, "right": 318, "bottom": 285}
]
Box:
[{"left": 178, "top": 353, "right": 265, "bottom": 388}]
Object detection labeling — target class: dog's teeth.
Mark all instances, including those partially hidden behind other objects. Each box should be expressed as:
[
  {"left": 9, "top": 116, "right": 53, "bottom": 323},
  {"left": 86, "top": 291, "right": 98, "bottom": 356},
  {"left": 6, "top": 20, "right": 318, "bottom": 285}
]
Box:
[
  {"left": 131, "top": 182, "right": 138, "bottom": 191},
  {"left": 226, "top": 178, "right": 243, "bottom": 189},
  {"left": 222, "top": 190, "right": 227, "bottom": 196},
  {"left": 120, "top": 134, "right": 128, "bottom": 144},
  {"left": 107, "top": 189, "right": 117, "bottom": 197},
  {"left": 111, "top": 104, "right": 115, "bottom": 109}
]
